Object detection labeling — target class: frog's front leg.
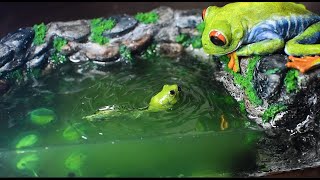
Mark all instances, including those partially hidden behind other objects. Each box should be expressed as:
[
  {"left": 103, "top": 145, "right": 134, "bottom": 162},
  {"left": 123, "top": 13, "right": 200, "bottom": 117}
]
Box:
[
  {"left": 229, "top": 38, "right": 284, "bottom": 73},
  {"left": 285, "top": 22, "right": 320, "bottom": 73}
]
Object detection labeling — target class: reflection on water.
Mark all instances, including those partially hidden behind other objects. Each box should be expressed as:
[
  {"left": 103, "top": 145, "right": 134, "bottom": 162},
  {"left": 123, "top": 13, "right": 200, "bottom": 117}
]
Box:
[{"left": 0, "top": 56, "right": 263, "bottom": 177}]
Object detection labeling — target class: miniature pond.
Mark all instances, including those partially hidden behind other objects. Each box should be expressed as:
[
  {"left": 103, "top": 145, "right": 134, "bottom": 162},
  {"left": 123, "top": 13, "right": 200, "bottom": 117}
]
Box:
[{"left": 0, "top": 55, "right": 263, "bottom": 177}]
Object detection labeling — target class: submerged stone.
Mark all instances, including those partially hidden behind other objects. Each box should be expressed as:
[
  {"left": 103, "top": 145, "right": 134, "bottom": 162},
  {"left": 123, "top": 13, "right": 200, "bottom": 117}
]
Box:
[
  {"left": 16, "top": 153, "right": 39, "bottom": 170},
  {"left": 65, "top": 152, "right": 86, "bottom": 172},
  {"left": 16, "top": 134, "right": 38, "bottom": 149},
  {"left": 29, "top": 108, "right": 55, "bottom": 125}
]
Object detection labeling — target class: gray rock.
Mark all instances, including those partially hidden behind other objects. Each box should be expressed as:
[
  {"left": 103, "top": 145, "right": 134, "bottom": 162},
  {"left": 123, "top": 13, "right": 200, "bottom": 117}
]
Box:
[
  {"left": 66, "top": 42, "right": 120, "bottom": 62},
  {"left": 253, "top": 54, "right": 288, "bottom": 102},
  {"left": 154, "top": 26, "right": 179, "bottom": 43},
  {"left": 46, "top": 20, "right": 90, "bottom": 42},
  {"left": 0, "top": 44, "right": 14, "bottom": 67},
  {"left": 123, "top": 34, "right": 152, "bottom": 52},
  {"left": 26, "top": 53, "right": 49, "bottom": 69},
  {"left": 0, "top": 27, "right": 34, "bottom": 54},
  {"left": 175, "top": 9, "right": 202, "bottom": 29},
  {"left": 0, "top": 28, "right": 34, "bottom": 75},
  {"left": 103, "top": 14, "right": 138, "bottom": 38},
  {"left": 152, "top": 6, "right": 175, "bottom": 27},
  {"left": 158, "top": 43, "right": 183, "bottom": 57}
]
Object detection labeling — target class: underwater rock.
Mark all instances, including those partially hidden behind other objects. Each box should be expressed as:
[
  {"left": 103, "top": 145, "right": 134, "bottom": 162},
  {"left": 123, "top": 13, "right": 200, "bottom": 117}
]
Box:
[
  {"left": 253, "top": 54, "right": 288, "bottom": 103},
  {"left": 0, "top": 27, "right": 34, "bottom": 54},
  {"left": 16, "top": 134, "right": 38, "bottom": 149},
  {"left": 103, "top": 14, "right": 138, "bottom": 38},
  {"left": 29, "top": 108, "right": 55, "bottom": 126},
  {"left": 158, "top": 43, "right": 183, "bottom": 57},
  {"left": 0, "top": 79, "right": 10, "bottom": 94},
  {"left": 0, "top": 44, "right": 14, "bottom": 67},
  {"left": 46, "top": 20, "right": 90, "bottom": 42},
  {"left": 154, "top": 26, "right": 179, "bottom": 43}
]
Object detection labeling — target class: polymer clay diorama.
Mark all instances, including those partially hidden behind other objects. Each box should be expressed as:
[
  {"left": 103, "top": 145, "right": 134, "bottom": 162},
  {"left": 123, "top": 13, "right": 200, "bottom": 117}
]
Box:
[{"left": 0, "top": 2, "right": 319, "bottom": 177}]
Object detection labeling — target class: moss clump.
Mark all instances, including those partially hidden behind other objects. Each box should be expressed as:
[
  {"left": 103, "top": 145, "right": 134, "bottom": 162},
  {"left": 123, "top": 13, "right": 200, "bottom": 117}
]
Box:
[
  {"left": 119, "top": 45, "right": 133, "bottom": 62},
  {"left": 239, "top": 100, "right": 246, "bottom": 114},
  {"left": 176, "top": 34, "right": 202, "bottom": 49},
  {"left": 32, "top": 23, "right": 47, "bottom": 45},
  {"left": 284, "top": 69, "right": 299, "bottom": 93},
  {"left": 90, "top": 18, "right": 116, "bottom": 45},
  {"left": 141, "top": 43, "right": 158, "bottom": 60},
  {"left": 196, "top": 22, "right": 205, "bottom": 34},
  {"left": 51, "top": 37, "right": 68, "bottom": 64},
  {"left": 262, "top": 104, "right": 287, "bottom": 122},
  {"left": 220, "top": 55, "right": 262, "bottom": 106},
  {"left": 135, "top": 12, "right": 159, "bottom": 24}
]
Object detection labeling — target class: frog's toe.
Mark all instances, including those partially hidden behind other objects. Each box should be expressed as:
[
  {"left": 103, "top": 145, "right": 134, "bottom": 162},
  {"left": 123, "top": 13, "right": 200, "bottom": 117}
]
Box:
[
  {"left": 286, "top": 55, "right": 320, "bottom": 73},
  {"left": 227, "top": 52, "right": 240, "bottom": 73}
]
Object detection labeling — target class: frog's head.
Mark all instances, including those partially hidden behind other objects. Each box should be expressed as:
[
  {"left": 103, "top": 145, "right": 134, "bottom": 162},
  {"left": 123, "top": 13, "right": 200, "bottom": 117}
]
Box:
[
  {"left": 201, "top": 6, "right": 244, "bottom": 56},
  {"left": 148, "top": 84, "right": 181, "bottom": 111}
]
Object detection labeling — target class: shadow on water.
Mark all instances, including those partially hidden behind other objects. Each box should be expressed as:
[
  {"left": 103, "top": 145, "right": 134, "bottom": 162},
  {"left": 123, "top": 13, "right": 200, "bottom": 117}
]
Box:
[{"left": 0, "top": 55, "right": 264, "bottom": 177}]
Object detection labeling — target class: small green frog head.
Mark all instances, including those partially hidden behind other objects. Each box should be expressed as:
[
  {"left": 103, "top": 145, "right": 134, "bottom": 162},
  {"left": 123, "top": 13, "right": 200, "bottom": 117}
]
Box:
[{"left": 148, "top": 84, "right": 181, "bottom": 111}]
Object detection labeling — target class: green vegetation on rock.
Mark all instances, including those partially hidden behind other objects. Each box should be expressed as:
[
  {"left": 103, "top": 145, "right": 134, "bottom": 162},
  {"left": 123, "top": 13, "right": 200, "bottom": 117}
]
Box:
[
  {"left": 176, "top": 33, "right": 202, "bottom": 49},
  {"left": 119, "top": 45, "right": 133, "bottom": 62},
  {"left": 90, "top": 18, "right": 116, "bottom": 45},
  {"left": 32, "top": 23, "right": 47, "bottom": 45},
  {"left": 262, "top": 104, "right": 287, "bottom": 122},
  {"left": 141, "top": 43, "right": 158, "bottom": 59},
  {"left": 51, "top": 37, "right": 67, "bottom": 64},
  {"left": 196, "top": 22, "right": 205, "bottom": 34},
  {"left": 135, "top": 12, "right": 159, "bottom": 24},
  {"left": 284, "top": 69, "right": 299, "bottom": 93},
  {"left": 220, "top": 55, "right": 262, "bottom": 106}
]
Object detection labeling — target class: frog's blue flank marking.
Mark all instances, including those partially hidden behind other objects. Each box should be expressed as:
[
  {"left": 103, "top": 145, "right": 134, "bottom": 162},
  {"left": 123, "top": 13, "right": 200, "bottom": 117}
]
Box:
[{"left": 243, "top": 15, "right": 320, "bottom": 44}]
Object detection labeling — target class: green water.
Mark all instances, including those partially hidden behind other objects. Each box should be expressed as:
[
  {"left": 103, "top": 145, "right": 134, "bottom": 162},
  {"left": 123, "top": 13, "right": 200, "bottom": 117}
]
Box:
[{"left": 0, "top": 56, "right": 263, "bottom": 177}]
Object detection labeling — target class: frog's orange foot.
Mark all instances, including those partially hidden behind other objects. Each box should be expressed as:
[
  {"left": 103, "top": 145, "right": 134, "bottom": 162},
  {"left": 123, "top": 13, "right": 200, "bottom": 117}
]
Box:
[
  {"left": 220, "top": 114, "right": 228, "bottom": 131},
  {"left": 227, "top": 52, "right": 240, "bottom": 73},
  {"left": 286, "top": 55, "right": 320, "bottom": 73}
]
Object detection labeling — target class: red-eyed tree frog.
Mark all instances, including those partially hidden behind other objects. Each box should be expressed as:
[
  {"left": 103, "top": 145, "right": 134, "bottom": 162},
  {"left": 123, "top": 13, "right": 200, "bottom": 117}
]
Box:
[{"left": 201, "top": 2, "right": 320, "bottom": 73}]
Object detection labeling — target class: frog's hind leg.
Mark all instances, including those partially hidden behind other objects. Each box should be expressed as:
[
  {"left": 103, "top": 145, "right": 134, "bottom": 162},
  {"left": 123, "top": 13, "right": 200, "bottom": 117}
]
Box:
[{"left": 285, "top": 21, "right": 320, "bottom": 73}]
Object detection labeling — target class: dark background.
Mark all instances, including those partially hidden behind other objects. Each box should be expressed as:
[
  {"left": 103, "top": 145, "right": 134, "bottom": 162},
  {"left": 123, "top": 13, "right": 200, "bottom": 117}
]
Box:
[
  {"left": 0, "top": 2, "right": 320, "bottom": 177},
  {"left": 0, "top": 2, "right": 320, "bottom": 38}
]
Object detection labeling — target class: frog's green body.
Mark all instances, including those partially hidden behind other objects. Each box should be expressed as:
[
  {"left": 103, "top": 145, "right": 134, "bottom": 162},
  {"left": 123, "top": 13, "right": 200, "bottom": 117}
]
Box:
[
  {"left": 83, "top": 84, "right": 181, "bottom": 121},
  {"left": 202, "top": 2, "right": 320, "bottom": 73}
]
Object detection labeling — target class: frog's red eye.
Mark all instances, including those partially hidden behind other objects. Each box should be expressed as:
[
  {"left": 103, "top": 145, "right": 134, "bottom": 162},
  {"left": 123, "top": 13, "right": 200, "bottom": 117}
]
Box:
[
  {"left": 209, "top": 30, "right": 226, "bottom": 46},
  {"left": 202, "top": 8, "right": 207, "bottom": 20}
]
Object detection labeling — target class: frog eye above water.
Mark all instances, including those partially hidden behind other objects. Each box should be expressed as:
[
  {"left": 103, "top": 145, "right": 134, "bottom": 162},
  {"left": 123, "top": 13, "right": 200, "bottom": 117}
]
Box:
[
  {"left": 170, "top": 90, "right": 175, "bottom": 95},
  {"left": 209, "top": 30, "right": 226, "bottom": 46},
  {"left": 202, "top": 8, "right": 207, "bottom": 20}
]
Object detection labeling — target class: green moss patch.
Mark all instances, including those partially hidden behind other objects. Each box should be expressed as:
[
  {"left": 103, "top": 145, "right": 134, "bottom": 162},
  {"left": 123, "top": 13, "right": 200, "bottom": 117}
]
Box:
[
  {"left": 262, "top": 104, "right": 287, "bottom": 122},
  {"left": 90, "top": 18, "right": 116, "bottom": 45},
  {"left": 51, "top": 37, "right": 68, "bottom": 65},
  {"left": 220, "top": 55, "right": 262, "bottom": 106},
  {"left": 32, "top": 23, "right": 47, "bottom": 45},
  {"left": 135, "top": 12, "right": 159, "bottom": 24},
  {"left": 120, "top": 45, "right": 133, "bottom": 62},
  {"left": 284, "top": 69, "right": 299, "bottom": 93},
  {"left": 176, "top": 33, "right": 202, "bottom": 49}
]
